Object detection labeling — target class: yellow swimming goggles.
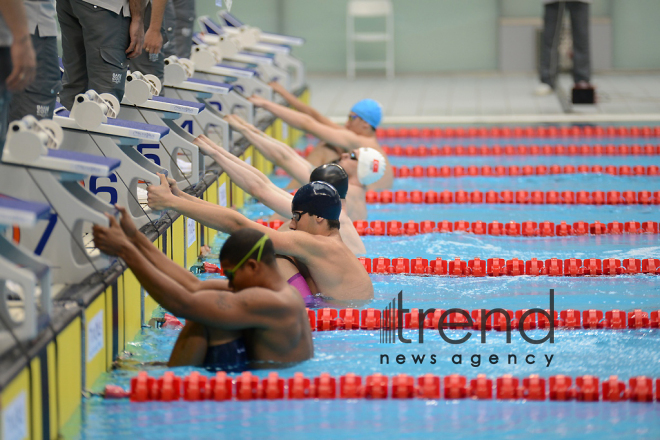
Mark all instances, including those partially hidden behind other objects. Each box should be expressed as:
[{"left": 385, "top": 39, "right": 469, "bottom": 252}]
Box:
[{"left": 224, "top": 234, "right": 269, "bottom": 282}]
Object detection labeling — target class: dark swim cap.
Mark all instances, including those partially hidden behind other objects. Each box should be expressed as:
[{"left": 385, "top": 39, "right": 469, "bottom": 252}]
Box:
[
  {"left": 291, "top": 182, "right": 341, "bottom": 221},
  {"left": 309, "top": 164, "right": 349, "bottom": 199}
]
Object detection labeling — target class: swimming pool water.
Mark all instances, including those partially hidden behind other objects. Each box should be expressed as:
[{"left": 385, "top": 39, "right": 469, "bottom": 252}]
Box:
[
  {"left": 64, "top": 134, "right": 660, "bottom": 440},
  {"left": 389, "top": 174, "right": 659, "bottom": 192}
]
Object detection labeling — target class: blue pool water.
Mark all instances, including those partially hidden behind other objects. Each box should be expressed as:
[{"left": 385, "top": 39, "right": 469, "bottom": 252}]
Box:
[
  {"left": 389, "top": 174, "right": 660, "bottom": 192},
  {"left": 65, "top": 135, "right": 660, "bottom": 439}
]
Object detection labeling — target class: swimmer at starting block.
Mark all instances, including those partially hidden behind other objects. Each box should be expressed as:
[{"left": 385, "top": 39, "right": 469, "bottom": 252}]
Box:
[
  {"left": 190, "top": 134, "right": 366, "bottom": 255},
  {"left": 148, "top": 179, "right": 374, "bottom": 302},
  {"left": 93, "top": 211, "right": 313, "bottom": 371},
  {"left": 224, "top": 114, "right": 384, "bottom": 221},
  {"left": 256, "top": 83, "right": 392, "bottom": 190}
]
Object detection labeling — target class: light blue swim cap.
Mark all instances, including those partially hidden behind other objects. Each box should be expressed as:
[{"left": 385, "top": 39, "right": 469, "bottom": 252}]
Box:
[{"left": 351, "top": 99, "right": 382, "bottom": 128}]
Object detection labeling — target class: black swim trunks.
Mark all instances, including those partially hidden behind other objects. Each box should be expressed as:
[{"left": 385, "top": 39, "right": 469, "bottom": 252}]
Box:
[{"left": 203, "top": 338, "right": 249, "bottom": 372}]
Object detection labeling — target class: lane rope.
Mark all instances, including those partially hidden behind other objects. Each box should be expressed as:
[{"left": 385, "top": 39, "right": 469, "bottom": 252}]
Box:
[
  {"left": 365, "top": 189, "right": 660, "bottom": 205},
  {"left": 351, "top": 220, "right": 659, "bottom": 237},
  {"left": 106, "top": 370, "right": 659, "bottom": 402}
]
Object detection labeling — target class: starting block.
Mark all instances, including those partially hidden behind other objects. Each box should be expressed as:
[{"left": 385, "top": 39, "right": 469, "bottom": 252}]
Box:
[
  {"left": 197, "top": 15, "right": 291, "bottom": 93},
  {"left": 53, "top": 97, "right": 168, "bottom": 229},
  {"left": 161, "top": 56, "right": 232, "bottom": 153},
  {"left": 0, "top": 195, "right": 52, "bottom": 355},
  {"left": 216, "top": 11, "right": 306, "bottom": 92},
  {"left": 121, "top": 70, "right": 206, "bottom": 186},
  {"left": 1, "top": 114, "right": 120, "bottom": 285},
  {"left": 187, "top": 44, "right": 261, "bottom": 125}
]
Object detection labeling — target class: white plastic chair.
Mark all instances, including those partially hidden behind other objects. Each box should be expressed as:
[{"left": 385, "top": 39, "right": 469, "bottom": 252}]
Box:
[{"left": 346, "top": 0, "right": 394, "bottom": 79}]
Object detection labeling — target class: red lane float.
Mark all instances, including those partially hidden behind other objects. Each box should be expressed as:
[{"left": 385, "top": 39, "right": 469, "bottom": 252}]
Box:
[
  {"left": 355, "top": 257, "right": 660, "bottom": 277},
  {"left": 391, "top": 164, "right": 660, "bottom": 177},
  {"left": 375, "top": 125, "right": 660, "bottom": 139},
  {"left": 302, "top": 306, "right": 660, "bottom": 332},
  {"left": 302, "top": 143, "right": 660, "bottom": 158},
  {"left": 376, "top": 143, "right": 660, "bottom": 157},
  {"left": 118, "top": 371, "right": 660, "bottom": 403},
  {"left": 353, "top": 220, "right": 659, "bottom": 237},
  {"left": 365, "top": 190, "right": 660, "bottom": 205}
]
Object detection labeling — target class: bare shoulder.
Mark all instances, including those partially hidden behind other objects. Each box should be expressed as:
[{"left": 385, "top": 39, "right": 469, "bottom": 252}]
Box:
[
  {"left": 361, "top": 136, "right": 381, "bottom": 149},
  {"left": 236, "top": 286, "right": 301, "bottom": 312}
]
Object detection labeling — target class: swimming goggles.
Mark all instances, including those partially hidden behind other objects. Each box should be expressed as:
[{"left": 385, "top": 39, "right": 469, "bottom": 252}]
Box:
[
  {"left": 291, "top": 211, "right": 306, "bottom": 222},
  {"left": 224, "top": 234, "right": 269, "bottom": 282}
]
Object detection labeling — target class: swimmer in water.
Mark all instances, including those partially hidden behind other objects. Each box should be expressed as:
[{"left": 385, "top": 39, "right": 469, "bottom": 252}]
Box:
[
  {"left": 189, "top": 134, "right": 365, "bottom": 254},
  {"left": 249, "top": 91, "right": 393, "bottom": 191},
  {"left": 93, "top": 214, "right": 313, "bottom": 371},
  {"left": 148, "top": 179, "right": 374, "bottom": 302},
  {"left": 222, "top": 115, "right": 385, "bottom": 221}
]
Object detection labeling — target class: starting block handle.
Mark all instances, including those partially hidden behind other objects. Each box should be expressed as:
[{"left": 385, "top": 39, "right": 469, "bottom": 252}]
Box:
[{"left": 0, "top": 234, "right": 52, "bottom": 321}]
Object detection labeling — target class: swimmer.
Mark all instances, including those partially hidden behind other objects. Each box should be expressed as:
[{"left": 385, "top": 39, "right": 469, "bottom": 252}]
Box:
[
  {"left": 148, "top": 179, "right": 374, "bottom": 302},
  {"left": 249, "top": 91, "right": 393, "bottom": 190},
  {"left": 93, "top": 214, "right": 313, "bottom": 371},
  {"left": 191, "top": 134, "right": 366, "bottom": 255},
  {"left": 224, "top": 115, "right": 385, "bottom": 221}
]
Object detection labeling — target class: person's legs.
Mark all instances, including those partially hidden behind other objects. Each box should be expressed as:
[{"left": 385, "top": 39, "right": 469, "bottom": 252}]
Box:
[
  {"left": 8, "top": 31, "right": 61, "bottom": 120},
  {"left": 539, "top": 2, "right": 561, "bottom": 87},
  {"left": 162, "top": 0, "right": 176, "bottom": 57},
  {"left": 72, "top": 0, "right": 131, "bottom": 105},
  {"left": 57, "top": 0, "right": 88, "bottom": 109},
  {"left": 171, "top": 0, "right": 195, "bottom": 58},
  {"left": 168, "top": 320, "right": 209, "bottom": 366},
  {"left": 128, "top": 2, "right": 166, "bottom": 84},
  {"left": 0, "top": 47, "right": 11, "bottom": 147},
  {"left": 567, "top": 1, "right": 591, "bottom": 84}
]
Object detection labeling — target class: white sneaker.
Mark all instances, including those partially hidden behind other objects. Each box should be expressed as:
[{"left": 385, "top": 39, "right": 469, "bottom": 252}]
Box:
[{"left": 535, "top": 83, "right": 553, "bottom": 96}]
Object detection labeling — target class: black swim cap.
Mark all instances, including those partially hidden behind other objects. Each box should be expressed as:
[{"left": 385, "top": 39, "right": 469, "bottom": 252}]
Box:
[
  {"left": 309, "top": 164, "right": 349, "bottom": 199},
  {"left": 291, "top": 182, "right": 341, "bottom": 221}
]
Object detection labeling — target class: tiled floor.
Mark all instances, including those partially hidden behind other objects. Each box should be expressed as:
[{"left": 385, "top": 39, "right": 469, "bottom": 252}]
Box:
[{"left": 307, "top": 72, "right": 660, "bottom": 123}]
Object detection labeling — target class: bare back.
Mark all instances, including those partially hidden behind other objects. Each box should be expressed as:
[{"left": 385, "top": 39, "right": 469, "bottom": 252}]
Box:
[
  {"left": 208, "top": 285, "right": 314, "bottom": 366},
  {"left": 346, "top": 184, "right": 367, "bottom": 220},
  {"left": 292, "top": 233, "right": 373, "bottom": 301}
]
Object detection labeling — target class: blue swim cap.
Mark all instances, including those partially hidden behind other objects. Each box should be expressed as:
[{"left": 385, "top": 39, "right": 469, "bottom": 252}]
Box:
[
  {"left": 291, "top": 182, "right": 341, "bottom": 221},
  {"left": 351, "top": 99, "right": 382, "bottom": 129}
]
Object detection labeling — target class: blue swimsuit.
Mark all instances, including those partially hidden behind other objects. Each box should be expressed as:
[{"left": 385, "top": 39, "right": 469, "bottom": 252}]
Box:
[{"left": 203, "top": 338, "right": 249, "bottom": 372}]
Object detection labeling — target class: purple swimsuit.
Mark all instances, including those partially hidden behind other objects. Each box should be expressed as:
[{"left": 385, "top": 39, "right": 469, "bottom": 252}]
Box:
[{"left": 288, "top": 273, "right": 313, "bottom": 300}]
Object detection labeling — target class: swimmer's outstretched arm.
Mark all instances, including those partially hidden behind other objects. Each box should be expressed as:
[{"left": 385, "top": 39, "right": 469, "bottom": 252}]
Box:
[
  {"left": 226, "top": 115, "right": 314, "bottom": 184},
  {"left": 249, "top": 96, "right": 366, "bottom": 153},
  {"left": 114, "top": 206, "right": 230, "bottom": 292},
  {"left": 193, "top": 137, "right": 294, "bottom": 218},
  {"left": 147, "top": 175, "right": 329, "bottom": 262},
  {"left": 148, "top": 173, "right": 268, "bottom": 235},
  {"left": 193, "top": 139, "right": 366, "bottom": 254},
  {"left": 93, "top": 215, "right": 285, "bottom": 329},
  {"left": 269, "top": 81, "right": 340, "bottom": 129}
]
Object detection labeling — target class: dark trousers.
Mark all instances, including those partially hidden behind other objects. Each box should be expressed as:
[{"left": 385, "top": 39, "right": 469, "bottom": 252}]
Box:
[
  {"left": 162, "top": 0, "right": 195, "bottom": 59},
  {"left": 0, "top": 47, "right": 11, "bottom": 148},
  {"left": 57, "top": 0, "right": 130, "bottom": 109},
  {"left": 128, "top": 2, "right": 167, "bottom": 85},
  {"left": 540, "top": 1, "right": 591, "bottom": 86},
  {"left": 8, "top": 29, "right": 62, "bottom": 121}
]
